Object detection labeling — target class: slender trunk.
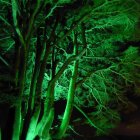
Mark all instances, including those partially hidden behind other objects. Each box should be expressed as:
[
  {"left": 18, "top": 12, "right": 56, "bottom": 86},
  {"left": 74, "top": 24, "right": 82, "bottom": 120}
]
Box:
[
  {"left": 36, "top": 82, "right": 55, "bottom": 137},
  {"left": 12, "top": 106, "right": 22, "bottom": 140},
  {"left": 54, "top": 32, "right": 79, "bottom": 139},
  {"left": 25, "top": 0, "right": 42, "bottom": 43},
  {"left": 12, "top": 47, "right": 27, "bottom": 140},
  {"left": 55, "top": 60, "right": 78, "bottom": 139},
  {"left": 13, "top": 44, "right": 21, "bottom": 86},
  {"left": 21, "top": 24, "right": 48, "bottom": 139},
  {"left": 36, "top": 45, "right": 51, "bottom": 97},
  {"left": 11, "top": 1, "right": 27, "bottom": 139},
  {"left": 37, "top": 53, "right": 81, "bottom": 138},
  {"left": 41, "top": 108, "right": 54, "bottom": 140},
  {"left": 34, "top": 19, "right": 58, "bottom": 139},
  {"left": 36, "top": 17, "right": 58, "bottom": 98},
  {"left": 26, "top": 105, "right": 41, "bottom": 140},
  {"left": 28, "top": 39, "right": 45, "bottom": 112}
]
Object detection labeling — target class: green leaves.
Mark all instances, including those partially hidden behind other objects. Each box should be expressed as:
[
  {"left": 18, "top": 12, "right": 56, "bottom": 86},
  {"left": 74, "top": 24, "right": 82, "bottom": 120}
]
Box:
[{"left": 0, "top": 0, "right": 140, "bottom": 139}]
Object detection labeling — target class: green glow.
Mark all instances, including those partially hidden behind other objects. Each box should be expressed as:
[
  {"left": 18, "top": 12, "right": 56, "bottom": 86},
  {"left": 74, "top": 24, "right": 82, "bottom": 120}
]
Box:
[
  {"left": 12, "top": 106, "right": 22, "bottom": 140},
  {"left": 26, "top": 106, "right": 40, "bottom": 140},
  {"left": 55, "top": 60, "right": 78, "bottom": 139},
  {"left": 0, "top": 0, "right": 140, "bottom": 140}
]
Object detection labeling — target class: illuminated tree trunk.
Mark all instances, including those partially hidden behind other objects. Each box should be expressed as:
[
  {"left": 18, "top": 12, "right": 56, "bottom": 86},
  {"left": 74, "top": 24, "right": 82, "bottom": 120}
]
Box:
[
  {"left": 35, "top": 82, "right": 55, "bottom": 138},
  {"left": 41, "top": 108, "right": 54, "bottom": 140},
  {"left": 36, "top": 42, "right": 83, "bottom": 139},
  {"left": 12, "top": 47, "right": 27, "bottom": 140},
  {"left": 12, "top": 106, "right": 22, "bottom": 140},
  {"left": 55, "top": 32, "right": 79, "bottom": 139},
  {"left": 55, "top": 60, "right": 78, "bottom": 139},
  {"left": 0, "top": 1, "right": 139, "bottom": 140},
  {"left": 55, "top": 24, "right": 86, "bottom": 139},
  {"left": 26, "top": 105, "right": 41, "bottom": 140},
  {"left": 11, "top": 0, "right": 28, "bottom": 139}
]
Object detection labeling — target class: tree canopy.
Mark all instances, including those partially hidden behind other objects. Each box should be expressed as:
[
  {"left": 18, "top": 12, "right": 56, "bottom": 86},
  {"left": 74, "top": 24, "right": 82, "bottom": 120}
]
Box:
[{"left": 0, "top": 0, "right": 140, "bottom": 139}]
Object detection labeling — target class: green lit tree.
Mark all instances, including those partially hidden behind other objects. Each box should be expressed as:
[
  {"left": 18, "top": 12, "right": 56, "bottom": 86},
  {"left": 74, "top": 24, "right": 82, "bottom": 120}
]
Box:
[{"left": 0, "top": 0, "right": 140, "bottom": 140}]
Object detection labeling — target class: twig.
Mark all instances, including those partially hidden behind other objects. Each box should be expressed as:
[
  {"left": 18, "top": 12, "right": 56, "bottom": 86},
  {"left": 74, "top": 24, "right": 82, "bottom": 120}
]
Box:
[{"left": 74, "top": 104, "right": 106, "bottom": 134}]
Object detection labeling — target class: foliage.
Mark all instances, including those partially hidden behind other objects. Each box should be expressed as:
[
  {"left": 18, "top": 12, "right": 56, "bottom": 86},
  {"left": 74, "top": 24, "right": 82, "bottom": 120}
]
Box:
[{"left": 0, "top": 0, "right": 140, "bottom": 139}]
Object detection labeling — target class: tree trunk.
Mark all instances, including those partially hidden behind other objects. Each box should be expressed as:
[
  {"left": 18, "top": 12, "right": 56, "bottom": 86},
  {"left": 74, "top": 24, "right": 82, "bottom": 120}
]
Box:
[
  {"left": 55, "top": 60, "right": 78, "bottom": 139},
  {"left": 55, "top": 32, "right": 79, "bottom": 139},
  {"left": 26, "top": 105, "right": 41, "bottom": 140},
  {"left": 12, "top": 47, "right": 27, "bottom": 140}
]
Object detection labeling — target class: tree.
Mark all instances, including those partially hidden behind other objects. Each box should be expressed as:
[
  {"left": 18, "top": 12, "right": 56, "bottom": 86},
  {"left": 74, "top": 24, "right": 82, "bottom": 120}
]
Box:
[{"left": 0, "top": 0, "right": 139, "bottom": 140}]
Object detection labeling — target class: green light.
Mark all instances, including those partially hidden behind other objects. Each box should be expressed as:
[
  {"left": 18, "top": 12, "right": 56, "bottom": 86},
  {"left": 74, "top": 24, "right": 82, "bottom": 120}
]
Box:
[{"left": 0, "top": 0, "right": 139, "bottom": 140}]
